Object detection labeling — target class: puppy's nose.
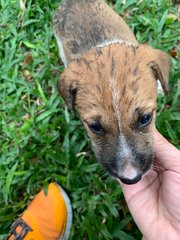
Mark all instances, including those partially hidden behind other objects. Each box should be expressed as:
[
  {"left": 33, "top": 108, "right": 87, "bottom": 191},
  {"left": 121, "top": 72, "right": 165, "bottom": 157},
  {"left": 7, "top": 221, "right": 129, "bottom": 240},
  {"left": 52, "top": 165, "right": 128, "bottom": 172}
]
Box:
[{"left": 119, "top": 174, "right": 142, "bottom": 185}]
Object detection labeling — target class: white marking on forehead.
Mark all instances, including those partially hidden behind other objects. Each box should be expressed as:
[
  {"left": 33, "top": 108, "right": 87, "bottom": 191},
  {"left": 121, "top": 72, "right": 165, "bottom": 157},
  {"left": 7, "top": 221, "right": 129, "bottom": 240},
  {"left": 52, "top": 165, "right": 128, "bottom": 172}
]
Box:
[
  {"left": 97, "top": 39, "right": 138, "bottom": 49},
  {"left": 109, "top": 77, "right": 121, "bottom": 130}
]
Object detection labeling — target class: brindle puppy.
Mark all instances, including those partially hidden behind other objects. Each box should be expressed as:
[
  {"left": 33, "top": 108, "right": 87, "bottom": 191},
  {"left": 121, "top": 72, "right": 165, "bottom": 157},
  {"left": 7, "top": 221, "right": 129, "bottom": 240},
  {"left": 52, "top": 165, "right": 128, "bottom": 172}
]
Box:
[{"left": 53, "top": 0, "right": 170, "bottom": 184}]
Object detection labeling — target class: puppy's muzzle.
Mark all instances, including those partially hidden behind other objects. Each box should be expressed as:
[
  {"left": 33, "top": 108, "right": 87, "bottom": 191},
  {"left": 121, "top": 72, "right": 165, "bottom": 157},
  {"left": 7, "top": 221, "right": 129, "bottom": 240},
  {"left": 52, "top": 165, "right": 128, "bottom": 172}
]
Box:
[{"left": 103, "top": 153, "right": 153, "bottom": 185}]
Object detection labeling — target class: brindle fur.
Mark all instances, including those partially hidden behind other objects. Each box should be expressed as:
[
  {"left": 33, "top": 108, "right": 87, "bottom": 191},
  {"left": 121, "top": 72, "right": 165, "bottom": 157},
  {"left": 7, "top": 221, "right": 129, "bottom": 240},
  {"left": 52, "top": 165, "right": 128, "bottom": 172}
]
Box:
[
  {"left": 53, "top": 0, "right": 137, "bottom": 63},
  {"left": 53, "top": 0, "right": 170, "bottom": 183}
]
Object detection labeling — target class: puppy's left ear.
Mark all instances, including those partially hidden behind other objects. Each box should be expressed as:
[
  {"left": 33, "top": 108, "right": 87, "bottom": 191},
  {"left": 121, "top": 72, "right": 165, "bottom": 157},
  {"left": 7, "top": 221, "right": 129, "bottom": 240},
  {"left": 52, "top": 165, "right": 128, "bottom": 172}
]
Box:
[
  {"left": 146, "top": 48, "right": 170, "bottom": 95},
  {"left": 58, "top": 68, "right": 79, "bottom": 115}
]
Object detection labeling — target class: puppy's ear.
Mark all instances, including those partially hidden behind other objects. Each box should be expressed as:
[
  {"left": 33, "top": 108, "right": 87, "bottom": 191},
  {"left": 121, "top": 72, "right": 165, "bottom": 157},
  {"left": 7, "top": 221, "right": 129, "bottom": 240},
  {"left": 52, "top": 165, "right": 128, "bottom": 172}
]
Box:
[
  {"left": 58, "top": 72, "right": 78, "bottom": 114},
  {"left": 147, "top": 48, "right": 170, "bottom": 95}
]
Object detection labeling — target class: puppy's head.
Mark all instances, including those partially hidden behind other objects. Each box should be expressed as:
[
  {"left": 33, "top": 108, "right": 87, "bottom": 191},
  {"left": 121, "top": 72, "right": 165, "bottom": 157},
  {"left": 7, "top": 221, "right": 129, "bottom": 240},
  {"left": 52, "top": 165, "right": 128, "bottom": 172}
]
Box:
[{"left": 59, "top": 44, "right": 170, "bottom": 184}]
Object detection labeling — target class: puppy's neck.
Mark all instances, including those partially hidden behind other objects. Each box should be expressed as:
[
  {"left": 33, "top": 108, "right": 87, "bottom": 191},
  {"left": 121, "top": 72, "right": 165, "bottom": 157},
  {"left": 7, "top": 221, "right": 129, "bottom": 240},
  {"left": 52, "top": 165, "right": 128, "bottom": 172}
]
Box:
[{"left": 97, "top": 39, "right": 138, "bottom": 49}]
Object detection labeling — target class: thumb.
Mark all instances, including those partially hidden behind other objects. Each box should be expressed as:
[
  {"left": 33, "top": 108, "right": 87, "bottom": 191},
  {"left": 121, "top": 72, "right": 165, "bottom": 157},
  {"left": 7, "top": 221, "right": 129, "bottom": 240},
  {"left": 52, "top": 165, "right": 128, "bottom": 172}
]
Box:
[{"left": 154, "top": 129, "right": 180, "bottom": 171}]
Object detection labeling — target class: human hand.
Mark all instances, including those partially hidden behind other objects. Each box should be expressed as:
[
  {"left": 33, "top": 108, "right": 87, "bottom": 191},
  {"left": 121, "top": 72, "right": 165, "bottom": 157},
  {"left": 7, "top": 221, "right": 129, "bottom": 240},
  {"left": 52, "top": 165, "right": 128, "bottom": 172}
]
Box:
[{"left": 121, "top": 129, "right": 180, "bottom": 240}]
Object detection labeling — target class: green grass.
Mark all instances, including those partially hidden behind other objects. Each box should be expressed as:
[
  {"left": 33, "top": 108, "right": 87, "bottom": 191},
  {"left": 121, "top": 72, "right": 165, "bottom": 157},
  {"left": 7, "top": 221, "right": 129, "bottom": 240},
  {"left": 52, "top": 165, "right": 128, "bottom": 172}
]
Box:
[{"left": 0, "top": 0, "right": 179, "bottom": 239}]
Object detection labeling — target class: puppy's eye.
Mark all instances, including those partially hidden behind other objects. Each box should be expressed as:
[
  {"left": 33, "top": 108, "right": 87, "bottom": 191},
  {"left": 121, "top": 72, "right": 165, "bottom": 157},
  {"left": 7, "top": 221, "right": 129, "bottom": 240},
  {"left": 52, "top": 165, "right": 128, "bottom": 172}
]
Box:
[
  {"left": 139, "top": 113, "right": 152, "bottom": 127},
  {"left": 88, "top": 122, "right": 105, "bottom": 135}
]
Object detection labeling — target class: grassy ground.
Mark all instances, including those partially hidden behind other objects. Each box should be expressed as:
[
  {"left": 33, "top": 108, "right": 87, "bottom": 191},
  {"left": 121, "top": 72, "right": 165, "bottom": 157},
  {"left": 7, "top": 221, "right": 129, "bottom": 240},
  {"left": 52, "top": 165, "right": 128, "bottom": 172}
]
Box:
[{"left": 0, "top": 0, "right": 179, "bottom": 239}]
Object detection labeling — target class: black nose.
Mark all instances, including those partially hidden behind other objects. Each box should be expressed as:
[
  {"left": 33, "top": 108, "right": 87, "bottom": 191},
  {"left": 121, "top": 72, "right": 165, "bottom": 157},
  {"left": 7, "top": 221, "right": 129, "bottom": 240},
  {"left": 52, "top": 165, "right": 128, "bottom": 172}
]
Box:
[{"left": 119, "top": 174, "right": 142, "bottom": 185}]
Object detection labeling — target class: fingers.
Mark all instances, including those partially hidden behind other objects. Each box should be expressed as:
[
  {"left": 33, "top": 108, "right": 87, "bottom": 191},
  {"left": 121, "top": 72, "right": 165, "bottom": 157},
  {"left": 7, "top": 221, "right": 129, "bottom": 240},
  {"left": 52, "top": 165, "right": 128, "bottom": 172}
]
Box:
[{"left": 154, "top": 129, "right": 180, "bottom": 172}]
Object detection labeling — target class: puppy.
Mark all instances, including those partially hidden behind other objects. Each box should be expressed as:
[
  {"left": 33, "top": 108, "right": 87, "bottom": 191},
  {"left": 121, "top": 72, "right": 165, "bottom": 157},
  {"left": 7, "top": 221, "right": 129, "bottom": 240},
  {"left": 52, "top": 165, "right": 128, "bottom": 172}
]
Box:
[{"left": 53, "top": 0, "right": 170, "bottom": 184}]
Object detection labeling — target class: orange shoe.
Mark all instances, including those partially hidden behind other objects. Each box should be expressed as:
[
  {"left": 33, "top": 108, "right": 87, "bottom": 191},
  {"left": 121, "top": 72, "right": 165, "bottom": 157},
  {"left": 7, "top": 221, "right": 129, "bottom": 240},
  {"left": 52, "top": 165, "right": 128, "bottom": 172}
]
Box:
[{"left": 8, "top": 183, "right": 72, "bottom": 240}]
